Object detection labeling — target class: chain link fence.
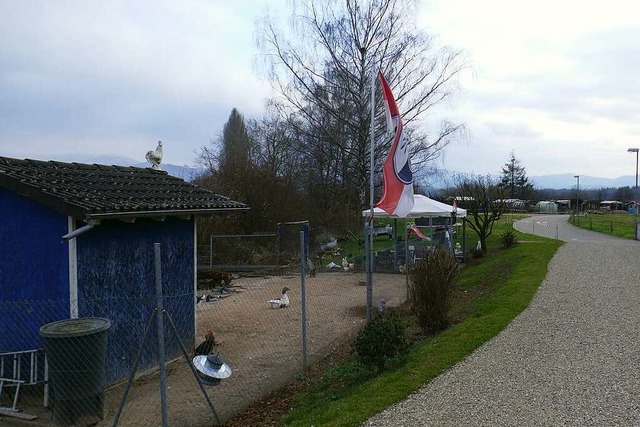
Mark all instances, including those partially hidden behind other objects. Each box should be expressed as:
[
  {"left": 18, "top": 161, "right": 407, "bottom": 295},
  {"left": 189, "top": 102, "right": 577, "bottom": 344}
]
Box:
[{"left": 1, "top": 232, "right": 410, "bottom": 425}]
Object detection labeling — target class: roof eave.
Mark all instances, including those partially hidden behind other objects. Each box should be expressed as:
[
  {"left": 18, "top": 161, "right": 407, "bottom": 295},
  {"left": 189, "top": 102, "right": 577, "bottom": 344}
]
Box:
[
  {"left": 84, "top": 206, "right": 250, "bottom": 221},
  {"left": 0, "top": 175, "right": 87, "bottom": 219}
]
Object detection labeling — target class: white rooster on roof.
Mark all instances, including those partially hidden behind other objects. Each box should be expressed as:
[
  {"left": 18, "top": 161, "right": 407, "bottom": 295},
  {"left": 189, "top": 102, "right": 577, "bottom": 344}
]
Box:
[{"left": 146, "top": 140, "right": 163, "bottom": 170}]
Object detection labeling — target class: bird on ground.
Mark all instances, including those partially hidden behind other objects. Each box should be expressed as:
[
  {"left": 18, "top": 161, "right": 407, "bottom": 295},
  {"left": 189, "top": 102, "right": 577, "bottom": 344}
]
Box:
[
  {"left": 269, "top": 287, "right": 290, "bottom": 308},
  {"left": 306, "top": 258, "right": 317, "bottom": 277},
  {"left": 194, "top": 330, "right": 216, "bottom": 355},
  {"left": 342, "top": 257, "right": 355, "bottom": 274},
  {"left": 326, "top": 261, "right": 341, "bottom": 270},
  {"left": 342, "top": 257, "right": 350, "bottom": 274},
  {"left": 146, "top": 140, "right": 163, "bottom": 170}
]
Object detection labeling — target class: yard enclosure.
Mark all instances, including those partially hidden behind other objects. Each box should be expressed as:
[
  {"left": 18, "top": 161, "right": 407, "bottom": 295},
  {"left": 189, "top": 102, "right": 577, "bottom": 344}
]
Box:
[
  {"left": 102, "top": 271, "right": 408, "bottom": 425},
  {"left": 3, "top": 271, "right": 408, "bottom": 425}
]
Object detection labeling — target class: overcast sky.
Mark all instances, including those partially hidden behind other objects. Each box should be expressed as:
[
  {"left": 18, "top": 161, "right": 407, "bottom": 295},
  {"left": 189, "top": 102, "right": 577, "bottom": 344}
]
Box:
[{"left": 2, "top": 1, "right": 640, "bottom": 180}]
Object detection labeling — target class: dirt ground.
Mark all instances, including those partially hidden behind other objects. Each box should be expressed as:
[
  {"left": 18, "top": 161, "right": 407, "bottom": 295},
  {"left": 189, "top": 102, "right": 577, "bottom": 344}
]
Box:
[{"left": 2, "top": 272, "right": 407, "bottom": 426}]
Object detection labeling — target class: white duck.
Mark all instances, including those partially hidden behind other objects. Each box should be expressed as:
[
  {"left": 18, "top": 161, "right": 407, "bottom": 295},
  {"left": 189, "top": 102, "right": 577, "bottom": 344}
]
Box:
[
  {"left": 269, "top": 287, "right": 290, "bottom": 308},
  {"left": 146, "top": 140, "right": 163, "bottom": 170}
]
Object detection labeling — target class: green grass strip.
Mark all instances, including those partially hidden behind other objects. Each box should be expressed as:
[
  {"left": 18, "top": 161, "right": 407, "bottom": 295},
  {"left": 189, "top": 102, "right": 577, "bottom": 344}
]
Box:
[
  {"left": 570, "top": 213, "right": 636, "bottom": 239},
  {"left": 283, "top": 225, "right": 562, "bottom": 427}
]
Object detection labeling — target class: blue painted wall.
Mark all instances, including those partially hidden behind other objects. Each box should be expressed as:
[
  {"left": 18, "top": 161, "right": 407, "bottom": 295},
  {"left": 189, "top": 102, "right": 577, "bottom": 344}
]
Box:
[
  {"left": 0, "top": 189, "right": 70, "bottom": 352},
  {"left": 76, "top": 217, "right": 195, "bottom": 384},
  {"left": 0, "top": 187, "right": 195, "bottom": 386}
]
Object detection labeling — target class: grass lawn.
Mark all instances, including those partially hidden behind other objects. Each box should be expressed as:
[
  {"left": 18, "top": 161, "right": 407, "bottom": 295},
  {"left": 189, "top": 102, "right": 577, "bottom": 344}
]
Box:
[
  {"left": 570, "top": 213, "right": 637, "bottom": 239},
  {"left": 281, "top": 219, "right": 561, "bottom": 427}
]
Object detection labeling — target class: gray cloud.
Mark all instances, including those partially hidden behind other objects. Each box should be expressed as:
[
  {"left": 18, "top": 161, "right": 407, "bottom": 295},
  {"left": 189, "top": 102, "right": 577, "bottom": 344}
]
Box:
[
  {"left": 0, "top": 1, "right": 269, "bottom": 165},
  {"left": 3, "top": 0, "right": 640, "bottom": 180}
]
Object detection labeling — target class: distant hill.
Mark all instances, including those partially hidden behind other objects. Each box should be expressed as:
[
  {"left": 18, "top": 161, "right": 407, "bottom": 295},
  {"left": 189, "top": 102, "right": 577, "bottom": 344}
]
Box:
[
  {"left": 135, "top": 162, "right": 203, "bottom": 181},
  {"left": 61, "top": 155, "right": 204, "bottom": 181},
  {"left": 530, "top": 174, "right": 636, "bottom": 189},
  {"left": 421, "top": 170, "right": 637, "bottom": 190}
]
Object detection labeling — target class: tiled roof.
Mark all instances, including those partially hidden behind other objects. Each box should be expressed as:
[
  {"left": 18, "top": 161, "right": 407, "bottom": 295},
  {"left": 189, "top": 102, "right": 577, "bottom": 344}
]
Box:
[{"left": 0, "top": 156, "right": 248, "bottom": 220}]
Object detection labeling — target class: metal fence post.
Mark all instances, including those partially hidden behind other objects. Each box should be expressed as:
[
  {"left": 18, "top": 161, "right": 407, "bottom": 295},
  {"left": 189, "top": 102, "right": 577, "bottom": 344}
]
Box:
[
  {"left": 299, "top": 231, "right": 308, "bottom": 369},
  {"left": 209, "top": 234, "right": 214, "bottom": 269},
  {"left": 154, "top": 243, "right": 169, "bottom": 427},
  {"left": 276, "top": 223, "right": 282, "bottom": 272},
  {"left": 462, "top": 217, "right": 466, "bottom": 263},
  {"left": 364, "top": 219, "right": 372, "bottom": 320}
]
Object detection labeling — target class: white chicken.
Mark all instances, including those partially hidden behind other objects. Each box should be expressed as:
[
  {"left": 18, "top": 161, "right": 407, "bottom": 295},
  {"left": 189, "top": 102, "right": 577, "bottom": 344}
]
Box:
[
  {"left": 269, "top": 287, "right": 290, "bottom": 308},
  {"left": 146, "top": 140, "right": 163, "bottom": 170},
  {"left": 341, "top": 257, "right": 348, "bottom": 273},
  {"left": 342, "top": 257, "right": 354, "bottom": 274}
]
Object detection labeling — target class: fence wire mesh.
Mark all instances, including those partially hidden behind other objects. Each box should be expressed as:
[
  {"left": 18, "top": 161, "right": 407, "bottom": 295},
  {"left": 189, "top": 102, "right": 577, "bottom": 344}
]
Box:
[
  {"left": 0, "top": 215, "right": 487, "bottom": 425},
  {"left": 0, "top": 212, "right": 488, "bottom": 426},
  {"left": 1, "top": 237, "right": 411, "bottom": 425}
]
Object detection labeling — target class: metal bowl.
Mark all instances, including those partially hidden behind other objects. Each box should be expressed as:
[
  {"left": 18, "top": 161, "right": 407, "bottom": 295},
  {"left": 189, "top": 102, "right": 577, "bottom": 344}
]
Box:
[{"left": 193, "top": 354, "right": 232, "bottom": 386}]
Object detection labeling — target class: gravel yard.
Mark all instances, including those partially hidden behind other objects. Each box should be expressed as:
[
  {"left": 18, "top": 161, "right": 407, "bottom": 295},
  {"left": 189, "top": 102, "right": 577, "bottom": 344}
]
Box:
[
  {"left": 97, "top": 271, "right": 407, "bottom": 426},
  {"left": 366, "top": 217, "right": 640, "bottom": 426},
  {"left": 0, "top": 272, "right": 407, "bottom": 426}
]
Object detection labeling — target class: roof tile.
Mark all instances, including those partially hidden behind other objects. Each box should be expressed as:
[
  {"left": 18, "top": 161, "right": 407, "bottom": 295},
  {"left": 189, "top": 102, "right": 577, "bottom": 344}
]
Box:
[{"left": 0, "top": 156, "right": 247, "bottom": 219}]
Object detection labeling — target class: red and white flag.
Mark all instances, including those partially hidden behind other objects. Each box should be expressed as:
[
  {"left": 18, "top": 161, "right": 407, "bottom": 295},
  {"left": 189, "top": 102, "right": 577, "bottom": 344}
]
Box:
[{"left": 376, "top": 71, "right": 414, "bottom": 217}]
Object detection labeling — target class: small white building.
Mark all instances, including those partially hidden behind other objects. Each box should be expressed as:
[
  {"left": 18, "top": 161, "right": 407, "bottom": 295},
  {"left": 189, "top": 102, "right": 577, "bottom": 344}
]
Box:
[{"left": 536, "top": 201, "right": 558, "bottom": 214}]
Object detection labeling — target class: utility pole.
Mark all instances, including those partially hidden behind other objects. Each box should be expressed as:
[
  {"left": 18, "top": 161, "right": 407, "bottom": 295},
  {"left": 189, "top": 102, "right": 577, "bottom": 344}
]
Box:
[{"left": 628, "top": 148, "right": 639, "bottom": 240}]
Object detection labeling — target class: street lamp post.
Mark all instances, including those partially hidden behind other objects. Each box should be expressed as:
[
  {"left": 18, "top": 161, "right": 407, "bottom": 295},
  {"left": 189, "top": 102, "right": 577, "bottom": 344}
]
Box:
[
  {"left": 574, "top": 175, "right": 580, "bottom": 220},
  {"left": 628, "top": 148, "right": 639, "bottom": 240}
]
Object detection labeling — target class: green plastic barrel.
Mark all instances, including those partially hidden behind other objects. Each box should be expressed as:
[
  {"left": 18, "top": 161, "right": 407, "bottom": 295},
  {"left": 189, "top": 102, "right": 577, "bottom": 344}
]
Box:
[{"left": 40, "top": 317, "right": 110, "bottom": 426}]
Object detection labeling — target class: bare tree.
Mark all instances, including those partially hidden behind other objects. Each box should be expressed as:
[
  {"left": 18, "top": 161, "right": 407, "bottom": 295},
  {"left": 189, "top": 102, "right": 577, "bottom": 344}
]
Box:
[
  {"left": 197, "top": 109, "right": 316, "bottom": 233},
  {"left": 454, "top": 175, "right": 507, "bottom": 253},
  {"left": 257, "top": 0, "right": 467, "bottom": 211}
]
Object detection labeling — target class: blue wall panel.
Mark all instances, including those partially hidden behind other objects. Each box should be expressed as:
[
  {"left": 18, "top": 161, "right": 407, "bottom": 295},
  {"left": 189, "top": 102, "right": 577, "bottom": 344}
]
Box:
[
  {"left": 76, "top": 217, "right": 195, "bottom": 384},
  {"left": 0, "top": 189, "right": 70, "bottom": 352}
]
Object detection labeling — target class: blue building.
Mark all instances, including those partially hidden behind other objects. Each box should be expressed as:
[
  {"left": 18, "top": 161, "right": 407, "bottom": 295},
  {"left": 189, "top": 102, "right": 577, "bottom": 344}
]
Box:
[{"left": 0, "top": 157, "right": 247, "bottom": 384}]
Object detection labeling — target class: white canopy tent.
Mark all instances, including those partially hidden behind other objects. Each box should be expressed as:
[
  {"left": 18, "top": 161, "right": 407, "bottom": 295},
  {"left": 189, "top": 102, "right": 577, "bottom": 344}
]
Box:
[
  {"left": 361, "top": 194, "right": 468, "bottom": 268},
  {"left": 360, "top": 197, "right": 470, "bottom": 323},
  {"left": 362, "top": 194, "right": 467, "bottom": 218}
]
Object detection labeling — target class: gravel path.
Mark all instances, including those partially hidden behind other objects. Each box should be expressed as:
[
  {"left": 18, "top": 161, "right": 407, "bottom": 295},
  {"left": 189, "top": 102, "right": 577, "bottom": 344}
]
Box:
[
  {"left": 514, "top": 214, "right": 627, "bottom": 242},
  {"left": 366, "top": 216, "right": 640, "bottom": 426}
]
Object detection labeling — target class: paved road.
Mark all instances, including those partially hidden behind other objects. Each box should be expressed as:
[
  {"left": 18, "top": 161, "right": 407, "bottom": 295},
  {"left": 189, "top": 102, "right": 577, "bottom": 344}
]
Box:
[{"left": 366, "top": 215, "right": 640, "bottom": 426}]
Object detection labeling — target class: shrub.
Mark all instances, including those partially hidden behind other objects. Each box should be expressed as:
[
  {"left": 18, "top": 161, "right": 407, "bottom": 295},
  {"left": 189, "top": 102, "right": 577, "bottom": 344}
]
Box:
[
  {"left": 315, "top": 232, "right": 334, "bottom": 245},
  {"left": 409, "top": 247, "right": 461, "bottom": 334},
  {"left": 354, "top": 311, "right": 408, "bottom": 371},
  {"left": 468, "top": 247, "right": 484, "bottom": 259},
  {"left": 500, "top": 230, "right": 519, "bottom": 248}
]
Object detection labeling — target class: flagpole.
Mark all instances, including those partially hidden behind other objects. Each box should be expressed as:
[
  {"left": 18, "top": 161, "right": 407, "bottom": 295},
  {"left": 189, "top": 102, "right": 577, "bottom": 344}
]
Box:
[{"left": 366, "top": 59, "right": 375, "bottom": 321}]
